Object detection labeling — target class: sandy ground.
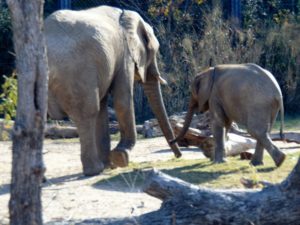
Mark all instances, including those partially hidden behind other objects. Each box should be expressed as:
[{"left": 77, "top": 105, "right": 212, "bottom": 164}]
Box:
[
  {"left": 0, "top": 137, "right": 206, "bottom": 225},
  {"left": 1, "top": 137, "right": 299, "bottom": 224}
]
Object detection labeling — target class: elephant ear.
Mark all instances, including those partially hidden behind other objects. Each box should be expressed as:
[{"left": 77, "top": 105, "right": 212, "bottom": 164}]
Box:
[{"left": 120, "top": 10, "right": 160, "bottom": 83}]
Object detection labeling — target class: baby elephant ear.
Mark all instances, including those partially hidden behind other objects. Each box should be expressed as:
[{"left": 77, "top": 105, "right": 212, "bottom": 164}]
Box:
[{"left": 120, "top": 10, "right": 159, "bottom": 83}]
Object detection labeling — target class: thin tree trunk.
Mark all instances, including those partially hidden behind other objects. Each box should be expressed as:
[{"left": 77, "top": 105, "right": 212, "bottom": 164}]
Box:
[{"left": 6, "top": 0, "right": 48, "bottom": 224}]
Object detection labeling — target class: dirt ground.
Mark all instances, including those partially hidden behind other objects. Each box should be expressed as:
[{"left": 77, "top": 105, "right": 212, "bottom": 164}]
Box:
[
  {"left": 1, "top": 137, "right": 300, "bottom": 224},
  {"left": 0, "top": 137, "right": 208, "bottom": 225}
]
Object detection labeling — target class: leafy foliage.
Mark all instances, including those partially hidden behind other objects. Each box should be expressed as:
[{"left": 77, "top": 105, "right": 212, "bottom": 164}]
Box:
[
  {"left": 0, "top": 72, "right": 17, "bottom": 120},
  {"left": 1, "top": 0, "right": 300, "bottom": 121}
]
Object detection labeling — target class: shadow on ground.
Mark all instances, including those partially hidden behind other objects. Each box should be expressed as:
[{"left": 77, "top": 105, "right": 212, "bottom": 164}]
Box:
[
  {"left": 45, "top": 217, "right": 137, "bottom": 225},
  {"left": 43, "top": 173, "right": 85, "bottom": 186},
  {"left": 154, "top": 146, "right": 201, "bottom": 154},
  {"left": 0, "top": 183, "right": 10, "bottom": 195},
  {"left": 92, "top": 160, "right": 251, "bottom": 192}
]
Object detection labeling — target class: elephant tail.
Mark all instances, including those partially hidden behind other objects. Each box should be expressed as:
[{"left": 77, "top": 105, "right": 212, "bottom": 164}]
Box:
[{"left": 279, "top": 99, "right": 285, "bottom": 140}]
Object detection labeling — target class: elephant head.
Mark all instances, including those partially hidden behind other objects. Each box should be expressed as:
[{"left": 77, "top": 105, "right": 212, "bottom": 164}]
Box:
[
  {"left": 170, "top": 68, "right": 214, "bottom": 144},
  {"left": 120, "top": 10, "right": 182, "bottom": 158}
]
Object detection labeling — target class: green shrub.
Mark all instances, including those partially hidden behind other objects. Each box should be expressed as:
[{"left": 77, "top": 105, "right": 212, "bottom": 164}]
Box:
[
  {"left": 155, "top": 5, "right": 263, "bottom": 117},
  {"left": 260, "top": 21, "right": 300, "bottom": 113},
  {"left": 0, "top": 72, "right": 17, "bottom": 120}
]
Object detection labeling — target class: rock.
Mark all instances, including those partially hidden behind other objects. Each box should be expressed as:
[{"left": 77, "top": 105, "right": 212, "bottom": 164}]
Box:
[
  {"left": 136, "top": 125, "right": 144, "bottom": 135},
  {"left": 142, "top": 119, "right": 163, "bottom": 138},
  {"left": 141, "top": 112, "right": 209, "bottom": 139}
]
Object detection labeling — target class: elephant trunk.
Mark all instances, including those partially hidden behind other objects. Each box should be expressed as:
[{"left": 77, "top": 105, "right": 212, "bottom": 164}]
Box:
[
  {"left": 142, "top": 80, "right": 182, "bottom": 158},
  {"left": 169, "top": 99, "right": 196, "bottom": 145}
]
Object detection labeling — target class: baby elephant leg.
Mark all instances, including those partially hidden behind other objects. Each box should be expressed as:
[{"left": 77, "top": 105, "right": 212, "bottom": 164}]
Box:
[
  {"left": 212, "top": 122, "right": 226, "bottom": 163},
  {"left": 257, "top": 134, "right": 286, "bottom": 167},
  {"left": 251, "top": 141, "right": 264, "bottom": 166}
]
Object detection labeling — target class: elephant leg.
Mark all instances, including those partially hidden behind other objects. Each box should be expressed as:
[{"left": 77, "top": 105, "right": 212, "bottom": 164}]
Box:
[
  {"left": 212, "top": 121, "right": 226, "bottom": 163},
  {"left": 225, "top": 122, "right": 232, "bottom": 141},
  {"left": 250, "top": 130, "right": 286, "bottom": 167},
  {"left": 248, "top": 118, "right": 285, "bottom": 167},
  {"left": 110, "top": 81, "right": 136, "bottom": 168},
  {"left": 76, "top": 118, "right": 104, "bottom": 176},
  {"left": 95, "top": 97, "right": 111, "bottom": 168},
  {"left": 257, "top": 134, "right": 285, "bottom": 167},
  {"left": 250, "top": 141, "right": 264, "bottom": 166}
]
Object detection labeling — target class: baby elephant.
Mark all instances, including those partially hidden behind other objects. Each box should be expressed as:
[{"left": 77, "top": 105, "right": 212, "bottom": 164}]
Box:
[{"left": 171, "top": 63, "right": 285, "bottom": 167}]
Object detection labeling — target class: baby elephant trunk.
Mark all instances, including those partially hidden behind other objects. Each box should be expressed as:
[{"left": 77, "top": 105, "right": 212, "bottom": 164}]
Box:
[{"left": 170, "top": 99, "right": 196, "bottom": 145}]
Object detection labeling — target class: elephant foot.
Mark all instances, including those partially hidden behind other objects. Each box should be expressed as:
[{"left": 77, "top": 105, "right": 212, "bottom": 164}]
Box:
[
  {"left": 273, "top": 151, "right": 286, "bottom": 167},
  {"left": 83, "top": 162, "right": 104, "bottom": 176},
  {"left": 110, "top": 149, "right": 129, "bottom": 168},
  {"left": 250, "top": 160, "right": 264, "bottom": 167}
]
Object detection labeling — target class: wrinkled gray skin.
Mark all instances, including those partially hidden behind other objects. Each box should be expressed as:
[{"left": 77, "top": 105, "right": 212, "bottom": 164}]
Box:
[
  {"left": 172, "top": 64, "right": 285, "bottom": 167},
  {"left": 45, "top": 6, "right": 181, "bottom": 176}
]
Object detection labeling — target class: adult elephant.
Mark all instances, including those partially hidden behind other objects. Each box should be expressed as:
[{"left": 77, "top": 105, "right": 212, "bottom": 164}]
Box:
[
  {"left": 45, "top": 6, "right": 181, "bottom": 176},
  {"left": 171, "top": 64, "right": 285, "bottom": 167}
]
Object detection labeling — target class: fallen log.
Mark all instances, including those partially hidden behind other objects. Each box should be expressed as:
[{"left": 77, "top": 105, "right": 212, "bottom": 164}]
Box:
[
  {"left": 45, "top": 125, "right": 78, "bottom": 139},
  {"left": 271, "top": 132, "right": 300, "bottom": 144},
  {"left": 44, "top": 122, "right": 121, "bottom": 139},
  {"left": 199, "top": 133, "right": 256, "bottom": 158},
  {"left": 174, "top": 123, "right": 256, "bottom": 158},
  {"left": 173, "top": 123, "right": 209, "bottom": 147},
  {"left": 139, "top": 159, "right": 300, "bottom": 225}
]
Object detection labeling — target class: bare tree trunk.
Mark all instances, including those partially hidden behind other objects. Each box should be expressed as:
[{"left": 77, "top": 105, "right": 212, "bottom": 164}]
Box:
[
  {"left": 6, "top": 0, "right": 48, "bottom": 224},
  {"left": 140, "top": 159, "right": 300, "bottom": 225}
]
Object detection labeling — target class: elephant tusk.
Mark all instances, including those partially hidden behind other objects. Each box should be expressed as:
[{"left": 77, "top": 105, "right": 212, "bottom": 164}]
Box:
[{"left": 158, "top": 76, "right": 168, "bottom": 85}]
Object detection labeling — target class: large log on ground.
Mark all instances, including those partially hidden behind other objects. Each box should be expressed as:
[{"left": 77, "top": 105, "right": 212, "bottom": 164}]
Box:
[
  {"left": 45, "top": 125, "right": 78, "bottom": 139},
  {"left": 44, "top": 122, "right": 121, "bottom": 139},
  {"left": 271, "top": 132, "right": 300, "bottom": 144},
  {"left": 139, "top": 160, "right": 300, "bottom": 225},
  {"left": 197, "top": 133, "right": 256, "bottom": 159},
  {"left": 173, "top": 123, "right": 210, "bottom": 147},
  {"left": 174, "top": 123, "right": 256, "bottom": 158}
]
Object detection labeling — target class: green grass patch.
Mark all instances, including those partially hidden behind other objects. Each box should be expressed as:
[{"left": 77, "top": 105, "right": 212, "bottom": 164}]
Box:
[
  {"left": 110, "top": 132, "right": 144, "bottom": 141},
  {"left": 94, "top": 152, "right": 299, "bottom": 190}
]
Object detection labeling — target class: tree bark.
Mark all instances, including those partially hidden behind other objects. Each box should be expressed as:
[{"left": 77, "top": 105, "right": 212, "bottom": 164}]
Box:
[
  {"left": 6, "top": 0, "right": 48, "bottom": 224},
  {"left": 140, "top": 161, "right": 300, "bottom": 225}
]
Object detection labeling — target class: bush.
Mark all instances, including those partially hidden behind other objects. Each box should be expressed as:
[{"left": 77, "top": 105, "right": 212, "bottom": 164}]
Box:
[
  {"left": 260, "top": 21, "right": 300, "bottom": 113},
  {"left": 152, "top": 5, "right": 264, "bottom": 118},
  {"left": 2, "top": 1, "right": 300, "bottom": 123},
  {"left": 0, "top": 72, "right": 17, "bottom": 120}
]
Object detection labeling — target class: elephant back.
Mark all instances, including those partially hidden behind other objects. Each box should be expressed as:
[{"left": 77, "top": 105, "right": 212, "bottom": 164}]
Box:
[{"left": 44, "top": 6, "right": 124, "bottom": 81}]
